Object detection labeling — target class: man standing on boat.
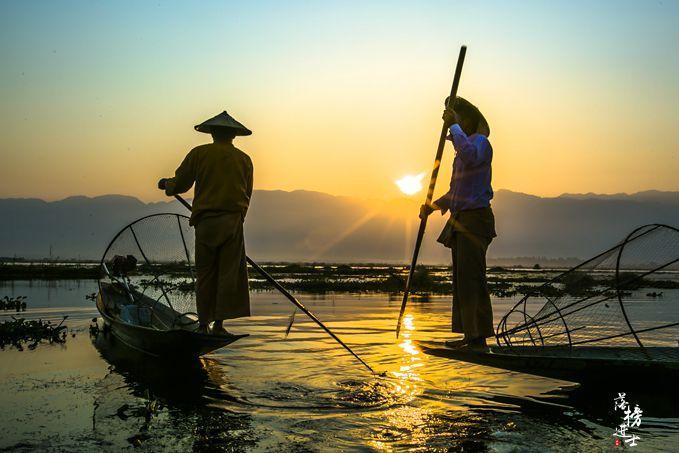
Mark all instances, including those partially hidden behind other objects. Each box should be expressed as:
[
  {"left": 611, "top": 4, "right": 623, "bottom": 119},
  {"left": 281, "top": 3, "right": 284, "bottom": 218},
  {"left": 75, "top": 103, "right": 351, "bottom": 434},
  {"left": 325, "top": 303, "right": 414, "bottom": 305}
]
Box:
[
  {"left": 158, "top": 111, "right": 253, "bottom": 335},
  {"left": 420, "top": 97, "right": 496, "bottom": 350}
]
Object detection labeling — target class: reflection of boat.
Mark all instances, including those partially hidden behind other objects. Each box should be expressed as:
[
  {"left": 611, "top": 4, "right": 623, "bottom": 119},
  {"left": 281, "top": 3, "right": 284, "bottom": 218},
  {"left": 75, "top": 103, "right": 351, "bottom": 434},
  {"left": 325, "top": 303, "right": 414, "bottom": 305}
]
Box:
[
  {"left": 92, "top": 319, "right": 208, "bottom": 391},
  {"left": 97, "top": 282, "right": 247, "bottom": 358},
  {"left": 90, "top": 323, "right": 254, "bottom": 450},
  {"left": 90, "top": 320, "right": 233, "bottom": 403},
  {"left": 417, "top": 341, "right": 679, "bottom": 388}
]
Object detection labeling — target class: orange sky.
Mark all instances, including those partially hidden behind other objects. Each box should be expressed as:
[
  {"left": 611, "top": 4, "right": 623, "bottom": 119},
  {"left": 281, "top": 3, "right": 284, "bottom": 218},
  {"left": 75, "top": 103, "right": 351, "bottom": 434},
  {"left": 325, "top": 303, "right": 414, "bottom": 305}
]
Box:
[{"left": 1, "top": 1, "right": 678, "bottom": 202}]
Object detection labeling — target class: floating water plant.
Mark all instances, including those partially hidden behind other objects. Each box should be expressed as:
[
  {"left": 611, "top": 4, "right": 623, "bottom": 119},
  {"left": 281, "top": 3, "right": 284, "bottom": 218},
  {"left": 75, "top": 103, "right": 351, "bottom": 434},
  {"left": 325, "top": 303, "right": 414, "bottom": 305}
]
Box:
[
  {"left": 1, "top": 295, "right": 27, "bottom": 311},
  {"left": 0, "top": 316, "right": 68, "bottom": 350}
]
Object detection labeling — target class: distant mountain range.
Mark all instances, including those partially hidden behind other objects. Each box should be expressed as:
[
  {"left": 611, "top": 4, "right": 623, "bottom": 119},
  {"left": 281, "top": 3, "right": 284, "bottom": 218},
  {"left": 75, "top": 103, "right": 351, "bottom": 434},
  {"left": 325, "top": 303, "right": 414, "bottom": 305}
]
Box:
[{"left": 1, "top": 190, "right": 678, "bottom": 264}]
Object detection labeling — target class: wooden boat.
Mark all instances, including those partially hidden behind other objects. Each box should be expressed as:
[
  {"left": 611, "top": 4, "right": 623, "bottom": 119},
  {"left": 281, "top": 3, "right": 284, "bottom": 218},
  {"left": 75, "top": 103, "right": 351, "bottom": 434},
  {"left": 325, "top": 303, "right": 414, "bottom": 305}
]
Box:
[
  {"left": 417, "top": 341, "right": 679, "bottom": 388},
  {"left": 420, "top": 224, "right": 679, "bottom": 389},
  {"left": 97, "top": 282, "right": 248, "bottom": 358}
]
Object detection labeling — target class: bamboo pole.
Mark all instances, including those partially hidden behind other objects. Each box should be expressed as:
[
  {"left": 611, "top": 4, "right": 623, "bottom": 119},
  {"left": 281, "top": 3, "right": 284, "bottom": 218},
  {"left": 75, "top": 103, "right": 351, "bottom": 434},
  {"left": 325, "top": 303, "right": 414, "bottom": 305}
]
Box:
[{"left": 395, "top": 46, "right": 467, "bottom": 338}]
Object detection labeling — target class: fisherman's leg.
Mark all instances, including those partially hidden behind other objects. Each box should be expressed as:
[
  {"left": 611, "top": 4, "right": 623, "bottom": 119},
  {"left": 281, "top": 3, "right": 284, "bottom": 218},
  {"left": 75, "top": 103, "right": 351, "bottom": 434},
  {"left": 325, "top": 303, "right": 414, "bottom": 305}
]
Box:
[
  {"left": 456, "top": 231, "right": 494, "bottom": 344},
  {"left": 212, "top": 318, "right": 226, "bottom": 335},
  {"left": 215, "top": 214, "right": 251, "bottom": 322},
  {"left": 195, "top": 228, "right": 219, "bottom": 330},
  {"left": 474, "top": 235, "right": 493, "bottom": 345},
  {"left": 446, "top": 234, "right": 469, "bottom": 348},
  {"left": 451, "top": 235, "right": 464, "bottom": 334},
  {"left": 459, "top": 232, "right": 494, "bottom": 347}
]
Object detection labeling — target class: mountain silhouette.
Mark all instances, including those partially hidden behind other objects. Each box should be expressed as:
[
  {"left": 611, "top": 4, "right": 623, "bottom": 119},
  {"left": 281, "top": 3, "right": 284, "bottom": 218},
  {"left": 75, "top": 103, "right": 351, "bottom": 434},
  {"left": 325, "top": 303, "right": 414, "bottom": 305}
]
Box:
[{"left": 1, "top": 190, "right": 678, "bottom": 264}]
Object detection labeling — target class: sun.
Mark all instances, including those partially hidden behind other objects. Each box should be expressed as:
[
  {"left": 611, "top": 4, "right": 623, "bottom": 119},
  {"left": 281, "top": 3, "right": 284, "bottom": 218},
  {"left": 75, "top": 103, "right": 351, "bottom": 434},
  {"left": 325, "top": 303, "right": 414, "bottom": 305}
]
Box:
[{"left": 395, "top": 173, "right": 426, "bottom": 195}]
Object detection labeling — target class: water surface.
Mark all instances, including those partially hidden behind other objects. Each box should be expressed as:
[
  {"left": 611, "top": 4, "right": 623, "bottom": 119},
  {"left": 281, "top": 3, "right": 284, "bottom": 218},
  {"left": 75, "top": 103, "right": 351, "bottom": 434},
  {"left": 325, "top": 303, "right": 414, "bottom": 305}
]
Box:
[{"left": 0, "top": 280, "right": 677, "bottom": 451}]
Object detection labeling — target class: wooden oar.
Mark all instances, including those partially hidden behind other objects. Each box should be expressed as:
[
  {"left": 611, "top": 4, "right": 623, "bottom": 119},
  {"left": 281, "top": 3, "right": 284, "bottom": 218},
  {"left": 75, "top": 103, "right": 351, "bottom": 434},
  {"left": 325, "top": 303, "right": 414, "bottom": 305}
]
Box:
[
  {"left": 395, "top": 46, "right": 467, "bottom": 338},
  {"left": 173, "top": 194, "right": 375, "bottom": 374}
]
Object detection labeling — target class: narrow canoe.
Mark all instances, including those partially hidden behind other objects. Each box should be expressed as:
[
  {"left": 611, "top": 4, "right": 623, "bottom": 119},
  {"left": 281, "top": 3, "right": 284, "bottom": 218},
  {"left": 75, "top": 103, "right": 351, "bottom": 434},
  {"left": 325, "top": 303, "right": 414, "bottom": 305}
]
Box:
[
  {"left": 97, "top": 282, "right": 248, "bottom": 358},
  {"left": 417, "top": 341, "right": 679, "bottom": 387}
]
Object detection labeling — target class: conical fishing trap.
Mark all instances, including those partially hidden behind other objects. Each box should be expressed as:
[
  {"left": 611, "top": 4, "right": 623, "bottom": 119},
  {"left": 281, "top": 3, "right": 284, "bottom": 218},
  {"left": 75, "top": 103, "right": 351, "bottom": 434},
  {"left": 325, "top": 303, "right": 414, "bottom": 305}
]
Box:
[
  {"left": 496, "top": 224, "right": 679, "bottom": 352},
  {"left": 98, "top": 213, "right": 199, "bottom": 330}
]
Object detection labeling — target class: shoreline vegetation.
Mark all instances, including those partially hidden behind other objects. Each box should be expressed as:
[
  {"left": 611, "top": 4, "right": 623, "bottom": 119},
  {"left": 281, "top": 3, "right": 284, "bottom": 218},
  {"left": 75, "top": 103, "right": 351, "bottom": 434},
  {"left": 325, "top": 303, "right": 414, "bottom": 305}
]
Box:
[{"left": 1, "top": 262, "right": 678, "bottom": 297}]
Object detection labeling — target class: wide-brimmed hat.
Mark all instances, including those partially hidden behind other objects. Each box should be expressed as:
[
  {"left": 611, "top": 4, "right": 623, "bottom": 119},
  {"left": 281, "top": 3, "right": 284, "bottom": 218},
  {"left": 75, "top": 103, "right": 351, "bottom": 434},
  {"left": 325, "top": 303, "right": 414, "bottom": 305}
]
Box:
[
  {"left": 194, "top": 111, "right": 252, "bottom": 136},
  {"left": 444, "top": 96, "right": 490, "bottom": 137}
]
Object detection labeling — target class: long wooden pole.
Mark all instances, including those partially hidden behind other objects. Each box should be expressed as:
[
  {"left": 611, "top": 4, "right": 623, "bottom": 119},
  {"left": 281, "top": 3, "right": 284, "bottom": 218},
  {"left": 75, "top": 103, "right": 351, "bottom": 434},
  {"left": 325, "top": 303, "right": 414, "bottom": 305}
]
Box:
[
  {"left": 174, "top": 194, "right": 375, "bottom": 374},
  {"left": 395, "top": 46, "right": 467, "bottom": 338}
]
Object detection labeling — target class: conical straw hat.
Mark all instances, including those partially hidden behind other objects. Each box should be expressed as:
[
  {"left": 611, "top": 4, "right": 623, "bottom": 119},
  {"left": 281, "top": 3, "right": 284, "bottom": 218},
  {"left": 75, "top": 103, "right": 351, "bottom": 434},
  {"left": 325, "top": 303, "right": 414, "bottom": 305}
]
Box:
[
  {"left": 194, "top": 111, "right": 252, "bottom": 136},
  {"left": 445, "top": 96, "right": 490, "bottom": 137}
]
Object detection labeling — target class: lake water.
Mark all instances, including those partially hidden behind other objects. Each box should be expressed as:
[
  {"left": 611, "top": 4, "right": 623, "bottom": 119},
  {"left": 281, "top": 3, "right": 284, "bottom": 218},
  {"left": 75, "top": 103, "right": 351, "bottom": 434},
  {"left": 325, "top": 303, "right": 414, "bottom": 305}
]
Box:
[{"left": 0, "top": 280, "right": 677, "bottom": 451}]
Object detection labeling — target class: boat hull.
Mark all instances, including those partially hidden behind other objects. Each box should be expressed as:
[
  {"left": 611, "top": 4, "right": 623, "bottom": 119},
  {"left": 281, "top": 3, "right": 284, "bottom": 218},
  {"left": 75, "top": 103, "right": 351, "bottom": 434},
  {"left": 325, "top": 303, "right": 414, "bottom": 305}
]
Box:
[
  {"left": 96, "top": 290, "right": 247, "bottom": 358},
  {"left": 417, "top": 341, "right": 679, "bottom": 388}
]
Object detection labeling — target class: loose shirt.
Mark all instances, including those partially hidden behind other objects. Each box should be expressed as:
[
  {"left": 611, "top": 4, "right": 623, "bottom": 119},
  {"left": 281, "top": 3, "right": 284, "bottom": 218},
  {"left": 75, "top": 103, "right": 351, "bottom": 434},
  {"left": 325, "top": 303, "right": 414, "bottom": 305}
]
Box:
[
  {"left": 165, "top": 143, "right": 253, "bottom": 225},
  {"left": 434, "top": 124, "right": 493, "bottom": 214}
]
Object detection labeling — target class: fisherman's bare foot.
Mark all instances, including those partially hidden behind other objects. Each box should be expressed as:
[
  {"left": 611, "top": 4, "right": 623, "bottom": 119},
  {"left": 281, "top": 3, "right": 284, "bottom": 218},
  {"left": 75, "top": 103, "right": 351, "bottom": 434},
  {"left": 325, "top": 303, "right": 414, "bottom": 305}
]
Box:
[
  {"left": 466, "top": 337, "right": 489, "bottom": 351},
  {"left": 445, "top": 337, "right": 469, "bottom": 349},
  {"left": 212, "top": 326, "right": 233, "bottom": 336},
  {"left": 211, "top": 321, "right": 233, "bottom": 336}
]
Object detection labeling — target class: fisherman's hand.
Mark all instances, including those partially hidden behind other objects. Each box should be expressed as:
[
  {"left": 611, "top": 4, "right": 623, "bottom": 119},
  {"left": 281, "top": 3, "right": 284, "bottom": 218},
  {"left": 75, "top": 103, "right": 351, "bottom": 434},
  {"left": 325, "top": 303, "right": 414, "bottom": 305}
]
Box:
[
  {"left": 419, "top": 203, "right": 437, "bottom": 220},
  {"left": 442, "top": 109, "right": 458, "bottom": 127},
  {"left": 157, "top": 178, "right": 168, "bottom": 190}
]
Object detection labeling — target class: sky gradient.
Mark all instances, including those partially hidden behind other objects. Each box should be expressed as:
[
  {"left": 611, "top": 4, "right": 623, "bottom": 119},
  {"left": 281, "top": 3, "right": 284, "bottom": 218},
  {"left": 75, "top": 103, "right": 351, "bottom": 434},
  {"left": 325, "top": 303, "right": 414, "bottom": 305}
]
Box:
[{"left": 1, "top": 0, "right": 678, "bottom": 202}]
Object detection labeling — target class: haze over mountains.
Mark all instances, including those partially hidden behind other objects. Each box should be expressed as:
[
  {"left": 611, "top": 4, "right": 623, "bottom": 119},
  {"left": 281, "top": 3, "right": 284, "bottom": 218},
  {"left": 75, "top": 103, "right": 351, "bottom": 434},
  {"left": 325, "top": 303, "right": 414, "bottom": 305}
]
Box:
[{"left": 1, "top": 190, "right": 678, "bottom": 265}]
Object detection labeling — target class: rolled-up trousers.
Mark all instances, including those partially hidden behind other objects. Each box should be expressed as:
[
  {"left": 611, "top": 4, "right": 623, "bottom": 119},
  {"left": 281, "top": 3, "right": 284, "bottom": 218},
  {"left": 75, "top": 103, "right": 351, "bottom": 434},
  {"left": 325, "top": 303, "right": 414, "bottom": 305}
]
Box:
[{"left": 194, "top": 212, "right": 251, "bottom": 323}]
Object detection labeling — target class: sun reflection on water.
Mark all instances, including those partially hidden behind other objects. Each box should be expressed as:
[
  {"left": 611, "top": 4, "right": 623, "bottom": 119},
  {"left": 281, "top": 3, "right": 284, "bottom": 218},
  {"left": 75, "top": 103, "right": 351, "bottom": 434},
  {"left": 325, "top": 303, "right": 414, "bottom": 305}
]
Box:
[
  {"left": 392, "top": 313, "right": 423, "bottom": 383},
  {"left": 368, "top": 312, "right": 438, "bottom": 451}
]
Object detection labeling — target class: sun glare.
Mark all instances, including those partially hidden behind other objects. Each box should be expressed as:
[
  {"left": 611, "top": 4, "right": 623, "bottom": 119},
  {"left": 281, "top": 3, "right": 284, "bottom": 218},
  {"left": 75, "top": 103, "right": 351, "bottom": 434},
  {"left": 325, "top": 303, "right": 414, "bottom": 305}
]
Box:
[{"left": 395, "top": 173, "right": 426, "bottom": 196}]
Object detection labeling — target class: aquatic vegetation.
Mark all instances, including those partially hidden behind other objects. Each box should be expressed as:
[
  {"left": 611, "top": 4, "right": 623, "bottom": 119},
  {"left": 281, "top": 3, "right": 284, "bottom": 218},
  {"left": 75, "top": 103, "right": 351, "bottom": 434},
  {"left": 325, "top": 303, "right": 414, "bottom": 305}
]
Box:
[
  {"left": 1, "top": 295, "right": 27, "bottom": 311},
  {"left": 410, "top": 266, "right": 435, "bottom": 290},
  {"left": 383, "top": 273, "right": 405, "bottom": 292},
  {"left": 488, "top": 266, "right": 507, "bottom": 273},
  {"left": 138, "top": 278, "right": 194, "bottom": 293},
  {"left": 488, "top": 281, "right": 517, "bottom": 298},
  {"left": 515, "top": 283, "right": 563, "bottom": 298},
  {"left": 0, "top": 316, "right": 68, "bottom": 350},
  {"left": 5, "top": 262, "right": 678, "bottom": 299},
  {"left": 615, "top": 272, "right": 647, "bottom": 290},
  {"left": 561, "top": 271, "right": 596, "bottom": 295},
  {"left": 105, "top": 266, "right": 661, "bottom": 298},
  {"left": 0, "top": 263, "right": 99, "bottom": 280},
  {"left": 643, "top": 279, "right": 679, "bottom": 289}
]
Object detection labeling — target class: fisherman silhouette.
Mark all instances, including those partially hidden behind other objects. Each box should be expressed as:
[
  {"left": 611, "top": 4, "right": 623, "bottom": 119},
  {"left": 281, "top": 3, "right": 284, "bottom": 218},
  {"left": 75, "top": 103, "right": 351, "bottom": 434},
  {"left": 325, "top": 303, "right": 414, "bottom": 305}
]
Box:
[
  {"left": 420, "top": 97, "right": 496, "bottom": 350},
  {"left": 158, "top": 111, "right": 253, "bottom": 335}
]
